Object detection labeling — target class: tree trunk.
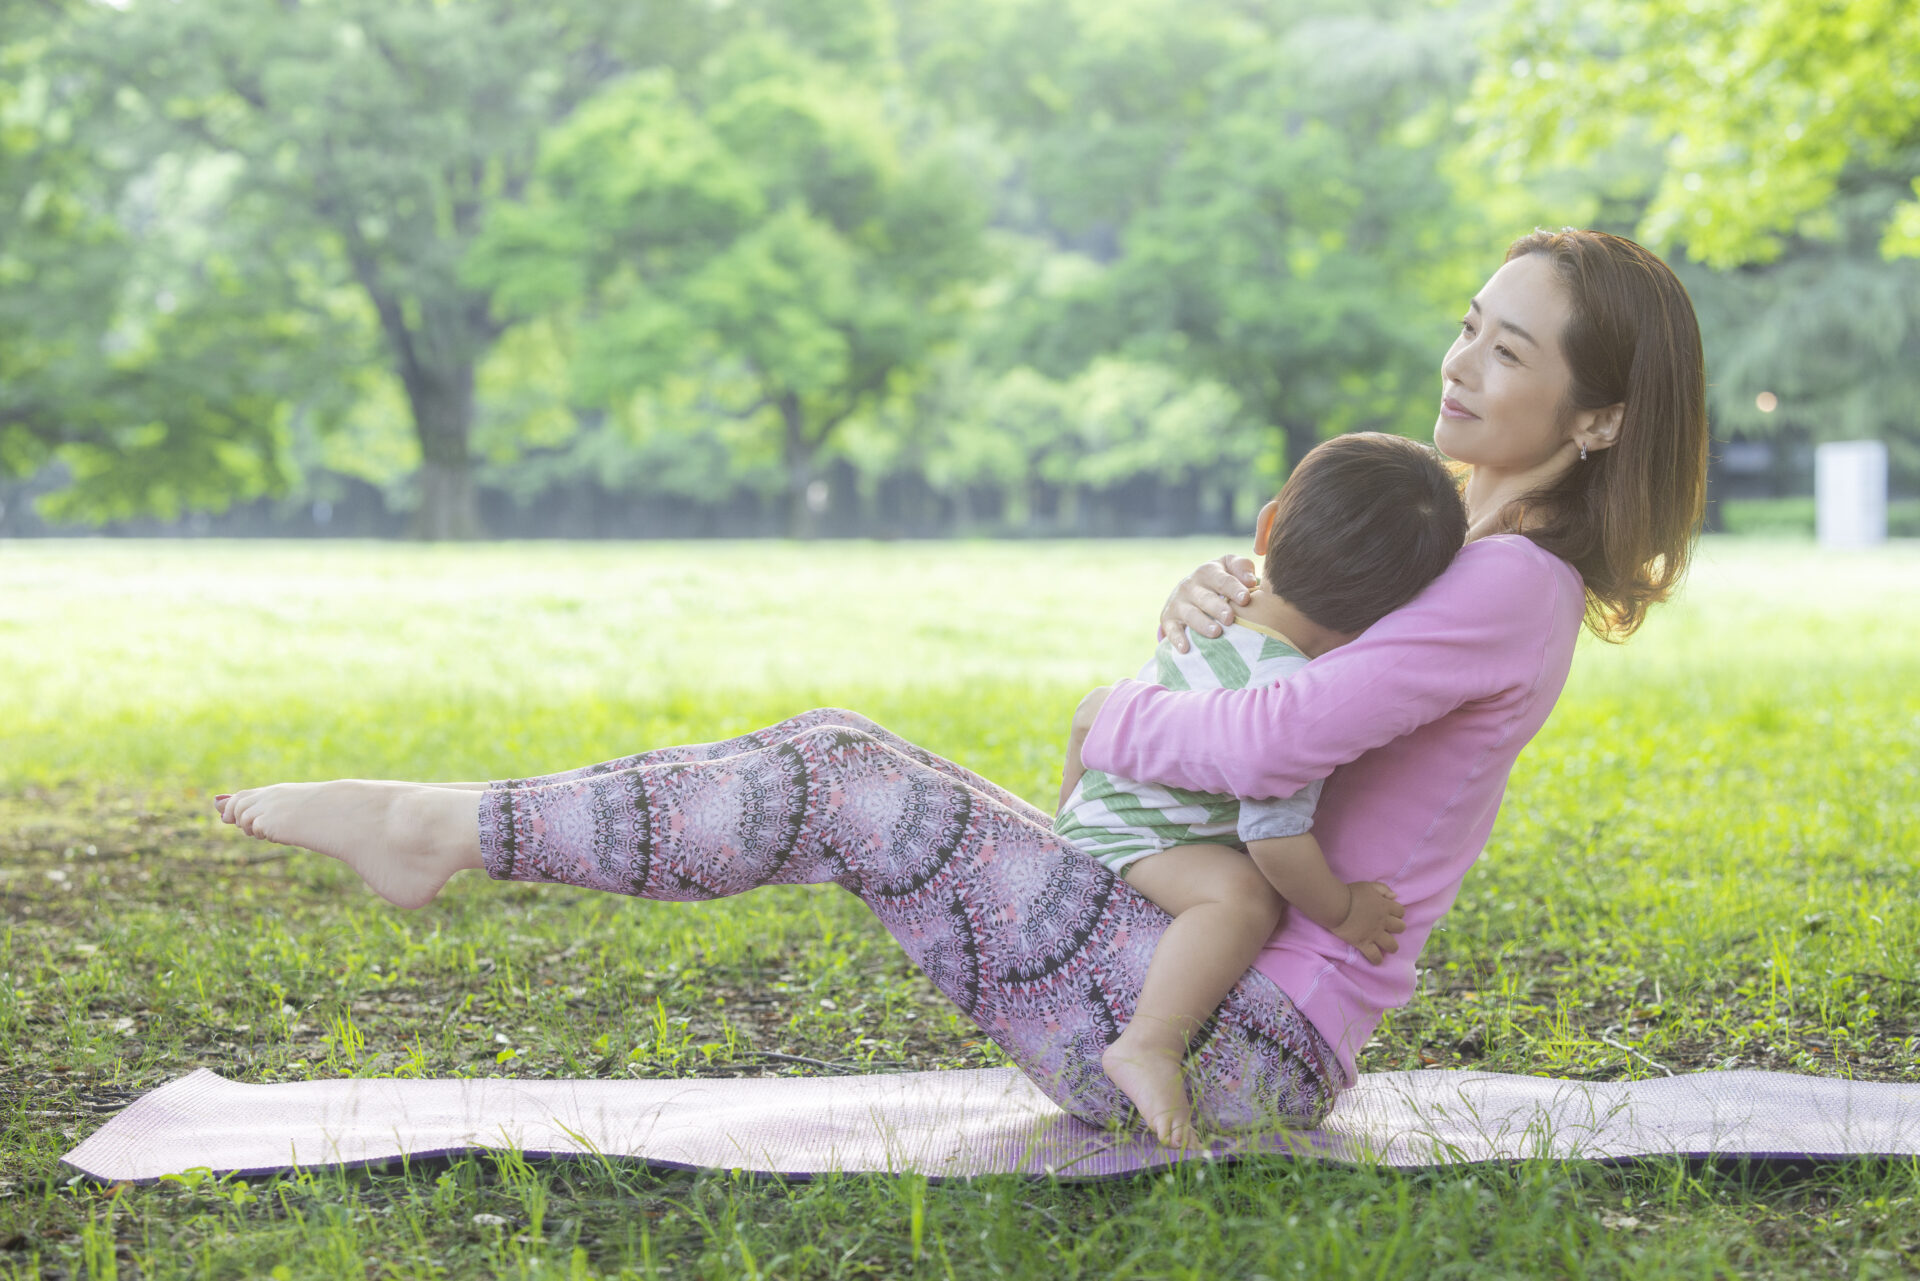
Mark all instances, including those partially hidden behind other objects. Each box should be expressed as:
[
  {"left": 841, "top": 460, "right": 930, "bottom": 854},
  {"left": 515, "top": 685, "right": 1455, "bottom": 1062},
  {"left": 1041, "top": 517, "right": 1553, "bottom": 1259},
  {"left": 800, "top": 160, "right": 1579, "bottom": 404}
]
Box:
[
  {"left": 1059, "top": 483, "right": 1084, "bottom": 534},
  {"left": 1215, "top": 483, "right": 1239, "bottom": 533},
  {"left": 417, "top": 458, "right": 480, "bottom": 541},
  {"left": 780, "top": 392, "right": 819, "bottom": 539},
  {"left": 1281, "top": 419, "right": 1319, "bottom": 476},
  {"left": 403, "top": 360, "right": 483, "bottom": 540},
  {"left": 1702, "top": 429, "right": 1726, "bottom": 533}
]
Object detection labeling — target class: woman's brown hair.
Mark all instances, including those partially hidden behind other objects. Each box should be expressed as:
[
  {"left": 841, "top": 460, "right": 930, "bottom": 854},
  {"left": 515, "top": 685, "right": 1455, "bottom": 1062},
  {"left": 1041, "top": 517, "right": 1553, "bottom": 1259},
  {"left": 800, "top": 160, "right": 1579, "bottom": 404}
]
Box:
[{"left": 1501, "top": 229, "right": 1709, "bottom": 640}]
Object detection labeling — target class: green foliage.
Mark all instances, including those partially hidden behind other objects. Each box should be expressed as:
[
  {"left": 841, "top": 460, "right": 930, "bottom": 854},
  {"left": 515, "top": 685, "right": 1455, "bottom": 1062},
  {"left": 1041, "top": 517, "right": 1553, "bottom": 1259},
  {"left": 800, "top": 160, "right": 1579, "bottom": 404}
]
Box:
[
  {"left": 958, "top": 0, "right": 1490, "bottom": 469},
  {"left": 1674, "top": 176, "right": 1920, "bottom": 462},
  {"left": 13, "top": 0, "right": 728, "bottom": 535},
  {"left": 1471, "top": 0, "right": 1920, "bottom": 266},
  {"left": 3, "top": 0, "right": 1912, "bottom": 528},
  {"left": 1469, "top": 0, "right": 1919, "bottom": 467},
  {"left": 0, "top": 4, "right": 325, "bottom": 520},
  {"left": 470, "top": 28, "right": 991, "bottom": 536},
  {"left": 0, "top": 7, "right": 114, "bottom": 482},
  {"left": 848, "top": 352, "right": 1266, "bottom": 528}
]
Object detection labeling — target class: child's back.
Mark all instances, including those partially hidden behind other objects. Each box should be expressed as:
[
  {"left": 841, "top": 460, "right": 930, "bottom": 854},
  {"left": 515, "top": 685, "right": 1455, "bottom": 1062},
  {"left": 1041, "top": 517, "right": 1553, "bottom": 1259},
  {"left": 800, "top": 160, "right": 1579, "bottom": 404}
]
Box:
[{"left": 1055, "top": 622, "right": 1319, "bottom": 876}]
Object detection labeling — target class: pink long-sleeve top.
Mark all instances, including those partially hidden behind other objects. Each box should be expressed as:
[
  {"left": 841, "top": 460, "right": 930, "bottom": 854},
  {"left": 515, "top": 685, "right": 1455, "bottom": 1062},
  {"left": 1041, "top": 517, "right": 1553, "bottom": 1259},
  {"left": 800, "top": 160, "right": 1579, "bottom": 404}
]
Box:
[{"left": 1080, "top": 534, "right": 1586, "bottom": 1086}]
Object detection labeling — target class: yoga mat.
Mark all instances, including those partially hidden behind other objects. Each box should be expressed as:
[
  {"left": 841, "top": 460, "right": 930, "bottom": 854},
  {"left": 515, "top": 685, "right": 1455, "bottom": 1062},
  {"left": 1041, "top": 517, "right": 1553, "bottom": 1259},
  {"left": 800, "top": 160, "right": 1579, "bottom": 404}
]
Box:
[{"left": 62, "top": 1067, "right": 1920, "bottom": 1185}]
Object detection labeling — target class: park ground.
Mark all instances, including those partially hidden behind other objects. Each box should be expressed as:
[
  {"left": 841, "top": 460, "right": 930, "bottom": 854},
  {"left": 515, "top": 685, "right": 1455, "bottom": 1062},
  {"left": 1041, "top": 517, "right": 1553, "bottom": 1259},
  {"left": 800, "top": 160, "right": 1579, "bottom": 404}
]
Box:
[{"left": 1, "top": 537, "right": 1917, "bottom": 1279}]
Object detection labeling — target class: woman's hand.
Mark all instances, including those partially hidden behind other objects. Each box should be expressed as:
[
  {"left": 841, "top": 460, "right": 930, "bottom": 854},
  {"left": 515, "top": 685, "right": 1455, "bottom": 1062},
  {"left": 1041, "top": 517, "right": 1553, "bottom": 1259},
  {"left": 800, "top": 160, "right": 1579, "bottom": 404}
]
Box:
[{"left": 1159, "top": 555, "right": 1260, "bottom": 653}]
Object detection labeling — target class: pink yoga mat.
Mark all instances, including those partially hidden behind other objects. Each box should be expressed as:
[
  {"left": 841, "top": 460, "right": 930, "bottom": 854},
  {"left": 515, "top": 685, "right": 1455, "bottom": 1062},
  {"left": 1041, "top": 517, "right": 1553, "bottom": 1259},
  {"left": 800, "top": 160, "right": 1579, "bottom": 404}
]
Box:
[{"left": 62, "top": 1066, "right": 1920, "bottom": 1183}]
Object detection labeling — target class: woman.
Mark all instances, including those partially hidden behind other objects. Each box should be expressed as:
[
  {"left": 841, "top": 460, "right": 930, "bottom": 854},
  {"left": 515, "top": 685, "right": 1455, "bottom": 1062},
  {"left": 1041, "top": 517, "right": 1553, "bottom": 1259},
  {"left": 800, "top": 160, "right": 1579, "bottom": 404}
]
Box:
[{"left": 214, "top": 228, "right": 1708, "bottom": 1136}]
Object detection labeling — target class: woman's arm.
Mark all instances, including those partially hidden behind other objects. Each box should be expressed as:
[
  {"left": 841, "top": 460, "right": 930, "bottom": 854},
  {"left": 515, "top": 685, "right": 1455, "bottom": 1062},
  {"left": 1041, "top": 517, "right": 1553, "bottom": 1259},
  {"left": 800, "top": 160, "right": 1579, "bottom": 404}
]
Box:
[{"left": 1082, "top": 538, "right": 1574, "bottom": 799}]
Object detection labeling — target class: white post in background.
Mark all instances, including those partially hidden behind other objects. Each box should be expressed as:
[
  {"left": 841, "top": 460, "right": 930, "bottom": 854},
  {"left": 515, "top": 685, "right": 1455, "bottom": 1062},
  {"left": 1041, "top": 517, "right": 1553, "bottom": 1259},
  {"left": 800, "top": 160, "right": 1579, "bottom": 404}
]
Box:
[{"left": 1815, "top": 440, "right": 1888, "bottom": 548}]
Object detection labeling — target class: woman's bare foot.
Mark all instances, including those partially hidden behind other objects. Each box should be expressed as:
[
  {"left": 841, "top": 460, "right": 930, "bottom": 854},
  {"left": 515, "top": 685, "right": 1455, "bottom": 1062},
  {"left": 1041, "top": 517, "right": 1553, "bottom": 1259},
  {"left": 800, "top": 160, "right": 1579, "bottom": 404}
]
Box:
[
  {"left": 1102, "top": 1031, "right": 1199, "bottom": 1148},
  {"left": 214, "top": 782, "right": 484, "bottom": 909}
]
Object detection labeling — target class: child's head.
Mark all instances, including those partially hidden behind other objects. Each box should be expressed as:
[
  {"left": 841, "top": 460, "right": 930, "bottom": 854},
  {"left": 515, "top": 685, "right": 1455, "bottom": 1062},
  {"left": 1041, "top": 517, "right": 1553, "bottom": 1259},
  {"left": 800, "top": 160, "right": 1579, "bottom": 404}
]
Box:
[{"left": 1254, "top": 432, "right": 1468, "bottom": 634}]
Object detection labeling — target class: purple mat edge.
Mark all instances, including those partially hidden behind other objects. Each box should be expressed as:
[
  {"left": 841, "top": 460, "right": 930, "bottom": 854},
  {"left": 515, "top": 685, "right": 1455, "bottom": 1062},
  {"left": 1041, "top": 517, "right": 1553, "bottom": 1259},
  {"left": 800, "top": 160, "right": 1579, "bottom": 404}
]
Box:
[
  {"left": 57, "top": 1067, "right": 1344, "bottom": 1184},
  {"left": 70, "top": 1144, "right": 1914, "bottom": 1189},
  {"left": 59, "top": 1065, "right": 1920, "bottom": 1185}
]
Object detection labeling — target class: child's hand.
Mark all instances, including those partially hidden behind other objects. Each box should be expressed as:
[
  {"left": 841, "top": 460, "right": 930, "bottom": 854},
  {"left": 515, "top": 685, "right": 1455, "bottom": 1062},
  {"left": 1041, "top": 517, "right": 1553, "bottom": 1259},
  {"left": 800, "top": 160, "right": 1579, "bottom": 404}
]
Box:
[{"left": 1335, "top": 881, "right": 1405, "bottom": 965}]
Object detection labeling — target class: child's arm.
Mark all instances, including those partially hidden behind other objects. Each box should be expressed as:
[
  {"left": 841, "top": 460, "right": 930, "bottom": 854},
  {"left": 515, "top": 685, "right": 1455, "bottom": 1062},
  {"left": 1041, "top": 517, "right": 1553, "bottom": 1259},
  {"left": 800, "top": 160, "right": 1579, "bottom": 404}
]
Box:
[
  {"left": 1058, "top": 686, "right": 1111, "bottom": 813},
  {"left": 1058, "top": 729, "right": 1087, "bottom": 814},
  {"left": 1246, "top": 833, "right": 1405, "bottom": 964}
]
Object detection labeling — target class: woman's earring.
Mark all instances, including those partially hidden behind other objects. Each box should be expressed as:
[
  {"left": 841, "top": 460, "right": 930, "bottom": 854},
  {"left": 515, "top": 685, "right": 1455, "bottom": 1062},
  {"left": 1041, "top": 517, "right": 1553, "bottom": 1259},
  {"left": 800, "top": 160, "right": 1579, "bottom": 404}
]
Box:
[{"left": 1579, "top": 443, "right": 1588, "bottom": 461}]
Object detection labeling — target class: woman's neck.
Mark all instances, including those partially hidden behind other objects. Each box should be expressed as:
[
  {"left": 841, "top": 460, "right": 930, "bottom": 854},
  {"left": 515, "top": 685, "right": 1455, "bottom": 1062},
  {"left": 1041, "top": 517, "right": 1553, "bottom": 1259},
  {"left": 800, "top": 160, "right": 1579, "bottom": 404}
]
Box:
[{"left": 1462, "top": 453, "right": 1576, "bottom": 542}]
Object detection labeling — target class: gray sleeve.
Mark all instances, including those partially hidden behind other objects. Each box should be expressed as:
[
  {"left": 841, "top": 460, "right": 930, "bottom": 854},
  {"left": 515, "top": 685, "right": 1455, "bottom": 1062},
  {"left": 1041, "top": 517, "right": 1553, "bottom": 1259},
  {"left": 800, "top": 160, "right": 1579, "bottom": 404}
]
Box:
[{"left": 1236, "top": 777, "right": 1324, "bottom": 842}]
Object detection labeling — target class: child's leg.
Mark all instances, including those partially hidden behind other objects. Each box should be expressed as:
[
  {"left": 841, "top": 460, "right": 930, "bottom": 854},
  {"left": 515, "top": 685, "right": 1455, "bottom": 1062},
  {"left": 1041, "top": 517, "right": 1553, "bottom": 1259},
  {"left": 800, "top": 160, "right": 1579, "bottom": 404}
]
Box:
[
  {"left": 1100, "top": 844, "right": 1286, "bottom": 1147},
  {"left": 430, "top": 708, "right": 1055, "bottom": 828}
]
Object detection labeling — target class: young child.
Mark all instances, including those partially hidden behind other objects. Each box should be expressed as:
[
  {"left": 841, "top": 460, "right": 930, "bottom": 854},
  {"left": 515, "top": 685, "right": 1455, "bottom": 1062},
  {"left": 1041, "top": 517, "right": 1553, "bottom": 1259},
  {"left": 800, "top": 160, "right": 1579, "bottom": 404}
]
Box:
[{"left": 1054, "top": 432, "right": 1469, "bottom": 1146}]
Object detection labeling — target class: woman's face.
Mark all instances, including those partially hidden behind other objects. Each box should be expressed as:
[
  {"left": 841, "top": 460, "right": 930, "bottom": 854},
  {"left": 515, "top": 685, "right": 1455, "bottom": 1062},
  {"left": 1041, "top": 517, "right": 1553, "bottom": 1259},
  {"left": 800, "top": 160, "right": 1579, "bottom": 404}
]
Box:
[{"left": 1433, "top": 253, "right": 1582, "bottom": 473}]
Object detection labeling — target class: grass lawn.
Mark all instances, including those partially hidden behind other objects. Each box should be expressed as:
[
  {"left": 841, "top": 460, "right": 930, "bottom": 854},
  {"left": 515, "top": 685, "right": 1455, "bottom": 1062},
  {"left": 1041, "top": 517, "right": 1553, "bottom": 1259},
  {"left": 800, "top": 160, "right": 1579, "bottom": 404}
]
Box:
[{"left": 1, "top": 536, "right": 1916, "bottom": 1279}]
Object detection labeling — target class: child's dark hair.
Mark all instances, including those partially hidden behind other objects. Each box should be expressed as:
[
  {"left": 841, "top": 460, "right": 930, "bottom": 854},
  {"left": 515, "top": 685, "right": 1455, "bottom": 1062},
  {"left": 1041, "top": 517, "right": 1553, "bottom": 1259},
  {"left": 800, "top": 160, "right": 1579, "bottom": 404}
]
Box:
[{"left": 1265, "top": 432, "right": 1468, "bottom": 634}]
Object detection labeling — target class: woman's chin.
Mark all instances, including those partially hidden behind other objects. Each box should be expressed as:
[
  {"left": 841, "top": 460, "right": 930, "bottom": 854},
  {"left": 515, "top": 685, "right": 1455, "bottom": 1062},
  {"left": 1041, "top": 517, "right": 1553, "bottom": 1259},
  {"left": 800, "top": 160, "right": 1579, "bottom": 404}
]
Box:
[{"left": 1432, "top": 416, "right": 1475, "bottom": 463}]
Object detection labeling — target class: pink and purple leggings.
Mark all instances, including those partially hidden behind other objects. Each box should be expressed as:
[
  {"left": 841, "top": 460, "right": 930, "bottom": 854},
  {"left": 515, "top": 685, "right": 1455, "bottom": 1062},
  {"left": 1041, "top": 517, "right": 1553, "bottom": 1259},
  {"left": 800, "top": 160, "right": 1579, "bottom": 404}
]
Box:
[{"left": 478, "top": 709, "right": 1337, "bottom": 1130}]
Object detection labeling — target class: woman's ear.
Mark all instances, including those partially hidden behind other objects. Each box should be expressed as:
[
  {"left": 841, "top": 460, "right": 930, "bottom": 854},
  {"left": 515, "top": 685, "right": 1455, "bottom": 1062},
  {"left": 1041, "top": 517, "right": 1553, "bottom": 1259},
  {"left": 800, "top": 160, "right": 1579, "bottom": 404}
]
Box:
[
  {"left": 1252, "top": 499, "right": 1281, "bottom": 556},
  {"left": 1578, "top": 403, "right": 1625, "bottom": 454}
]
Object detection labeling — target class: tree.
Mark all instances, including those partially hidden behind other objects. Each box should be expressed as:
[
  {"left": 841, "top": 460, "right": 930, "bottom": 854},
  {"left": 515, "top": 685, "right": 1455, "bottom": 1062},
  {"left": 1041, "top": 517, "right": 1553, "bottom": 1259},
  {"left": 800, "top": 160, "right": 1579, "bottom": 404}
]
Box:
[
  {"left": 921, "top": 0, "right": 1488, "bottom": 473},
  {"left": 1467, "top": 0, "right": 1920, "bottom": 266},
  {"left": 0, "top": 1, "right": 329, "bottom": 522},
  {"left": 865, "top": 354, "right": 1261, "bottom": 532},
  {"left": 1, "top": 6, "right": 122, "bottom": 494},
  {"left": 1682, "top": 177, "right": 1920, "bottom": 473},
  {"left": 470, "top": 29, "right": 990, "bottom": 537},
  {"left": 37, "top": 0, "right": 716, "bottom": 537},
  {"left": 1465, "top": 0, "right": 1920, "bottom": 492}
]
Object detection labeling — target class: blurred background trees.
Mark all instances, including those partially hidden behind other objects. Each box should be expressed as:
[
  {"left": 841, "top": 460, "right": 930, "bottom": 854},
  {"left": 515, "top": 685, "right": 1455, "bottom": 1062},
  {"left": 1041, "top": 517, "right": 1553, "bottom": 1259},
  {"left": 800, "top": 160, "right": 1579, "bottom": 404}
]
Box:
[
  {"left": 1471, "top": 0, "right": 1920, "bottom": 525},
  {"left": 467, "top": 22, "right": 990, "bottom": 537},
  {"left": 1, "top": 0, "right": 1913, "bottom": 538}
]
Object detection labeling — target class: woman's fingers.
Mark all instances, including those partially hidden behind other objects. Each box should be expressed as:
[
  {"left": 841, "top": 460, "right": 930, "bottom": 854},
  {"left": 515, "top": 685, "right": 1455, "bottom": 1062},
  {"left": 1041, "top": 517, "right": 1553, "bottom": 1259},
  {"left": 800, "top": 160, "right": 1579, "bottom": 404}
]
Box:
[
  {"left": 1218, "top": 553, "right": 1259, "bottom": 591},
  {"left": 1158, "top": 605, "right": 1206, "bottom": 652},
  {"left": 1158, "top": 555, "right": 1258, "bottom": 652},
  {"left": 1200, "top": 556, "right": 1257, "bottom": 607}
]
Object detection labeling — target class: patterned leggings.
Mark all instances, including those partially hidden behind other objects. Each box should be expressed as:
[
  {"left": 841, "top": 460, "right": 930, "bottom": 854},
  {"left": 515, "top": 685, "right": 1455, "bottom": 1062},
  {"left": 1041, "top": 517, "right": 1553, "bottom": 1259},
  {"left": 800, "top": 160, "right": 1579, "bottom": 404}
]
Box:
[{"left": 478, "top": 709, "right": 1337, "bottom": 1129}]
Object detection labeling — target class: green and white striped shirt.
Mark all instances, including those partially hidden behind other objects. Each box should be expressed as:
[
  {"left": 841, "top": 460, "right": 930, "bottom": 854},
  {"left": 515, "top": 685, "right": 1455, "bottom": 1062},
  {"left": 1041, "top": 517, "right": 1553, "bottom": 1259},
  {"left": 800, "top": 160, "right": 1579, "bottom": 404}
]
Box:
[{"left": 1054, "top": 620, "right": 1322, "bottom": 875}]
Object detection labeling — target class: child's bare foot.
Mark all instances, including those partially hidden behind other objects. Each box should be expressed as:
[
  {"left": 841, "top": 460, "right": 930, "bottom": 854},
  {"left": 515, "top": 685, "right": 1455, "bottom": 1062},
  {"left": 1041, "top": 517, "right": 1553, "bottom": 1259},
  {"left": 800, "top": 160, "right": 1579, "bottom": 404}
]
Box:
[
  {"left": 1102, "top": 1032, "right": 1199, "bottom": 1148},
  {"left": 213, "top": 782, "right": 484, "bottom": 909}
]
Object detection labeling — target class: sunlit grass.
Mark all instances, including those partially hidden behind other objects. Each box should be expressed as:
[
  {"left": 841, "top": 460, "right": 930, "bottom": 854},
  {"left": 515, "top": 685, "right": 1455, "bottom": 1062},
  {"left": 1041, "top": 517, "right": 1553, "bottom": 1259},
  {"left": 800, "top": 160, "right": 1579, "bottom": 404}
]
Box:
[
  {"left": 2, "top": 536, "right": 1917, "bottom": 1278},
  {"left": 0, "top": 538, "right": 1153, "bottom": 794}
]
